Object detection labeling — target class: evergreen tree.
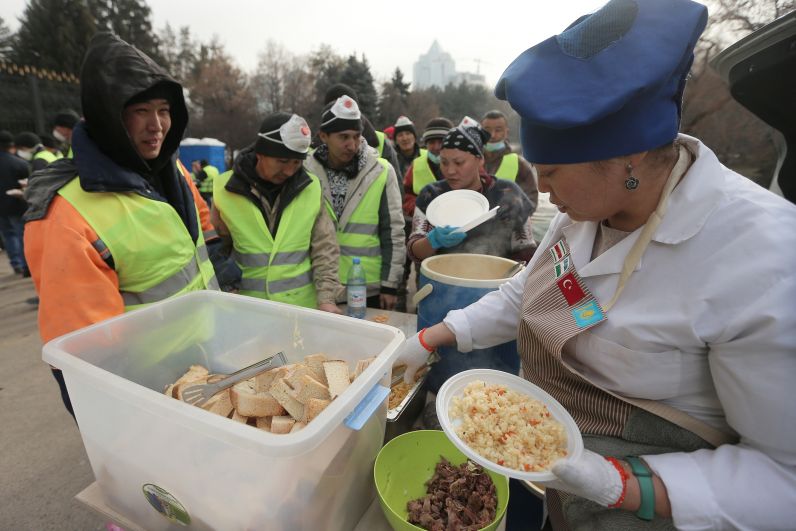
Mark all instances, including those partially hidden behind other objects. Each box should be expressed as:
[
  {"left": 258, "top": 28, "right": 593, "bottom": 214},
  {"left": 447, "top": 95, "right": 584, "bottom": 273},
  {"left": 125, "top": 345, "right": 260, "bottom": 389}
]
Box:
[
  {"left": 390, "top": 68, "right": 410, "bottom": 100},
  {"left": 90, "top": 0, "right": 162, "bottom": 64},
  {"left": 339, "top": 53, "right": 378, "bottom": 118},
  {"left": 0, "top": 17, "right": 14, "bottom": 61},
  {"left": 12, "top": 0, "right": 96, "bottom": 74}
]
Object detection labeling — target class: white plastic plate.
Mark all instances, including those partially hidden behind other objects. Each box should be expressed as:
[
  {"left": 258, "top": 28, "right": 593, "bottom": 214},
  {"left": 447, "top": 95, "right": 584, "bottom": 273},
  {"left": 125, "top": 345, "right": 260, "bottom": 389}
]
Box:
[
  {"left": 425, "top": 190, "right": 489, "bottom": 229},
  {"left": 436, "top": 369, "right": 583, "bottom": 481}
]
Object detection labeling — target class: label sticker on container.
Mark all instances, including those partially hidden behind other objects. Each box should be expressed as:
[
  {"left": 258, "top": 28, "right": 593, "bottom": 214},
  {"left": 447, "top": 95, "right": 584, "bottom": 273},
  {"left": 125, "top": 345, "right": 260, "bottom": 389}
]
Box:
[{"left": 142, "top": 484, "right": 191, "bottom": 526}]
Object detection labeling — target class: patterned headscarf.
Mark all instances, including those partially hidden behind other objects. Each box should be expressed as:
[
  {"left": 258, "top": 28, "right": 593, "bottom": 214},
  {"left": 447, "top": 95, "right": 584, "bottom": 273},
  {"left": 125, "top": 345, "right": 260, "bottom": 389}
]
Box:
[{"left": 442, "top": 116, "right": 491, "bottom": 158}]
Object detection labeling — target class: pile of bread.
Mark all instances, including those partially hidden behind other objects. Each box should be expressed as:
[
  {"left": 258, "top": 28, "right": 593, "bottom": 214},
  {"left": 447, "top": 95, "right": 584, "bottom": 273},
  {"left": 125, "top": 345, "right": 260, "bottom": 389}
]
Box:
[{"left": 165, "top": 353, "right": 375, "bottom": 434}]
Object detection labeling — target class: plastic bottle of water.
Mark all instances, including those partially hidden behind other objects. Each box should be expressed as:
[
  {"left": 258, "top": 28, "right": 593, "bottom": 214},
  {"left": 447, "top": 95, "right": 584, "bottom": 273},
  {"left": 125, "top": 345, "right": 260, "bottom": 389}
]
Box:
[{"left": 346, "top": 257, "right": 367, "bottom": 319}]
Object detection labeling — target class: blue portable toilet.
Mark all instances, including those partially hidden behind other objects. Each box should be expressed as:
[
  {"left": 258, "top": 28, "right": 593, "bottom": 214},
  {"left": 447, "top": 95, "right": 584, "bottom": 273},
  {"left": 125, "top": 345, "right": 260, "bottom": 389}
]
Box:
[{"left": 178, "top": 138, "right": 227, "bottom": 174}]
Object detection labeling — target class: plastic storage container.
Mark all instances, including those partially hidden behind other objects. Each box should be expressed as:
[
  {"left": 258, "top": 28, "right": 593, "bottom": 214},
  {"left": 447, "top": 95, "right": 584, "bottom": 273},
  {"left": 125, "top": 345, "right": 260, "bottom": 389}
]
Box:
[{"left": 44, "top": 291, "right": 405, "bottom": 531}]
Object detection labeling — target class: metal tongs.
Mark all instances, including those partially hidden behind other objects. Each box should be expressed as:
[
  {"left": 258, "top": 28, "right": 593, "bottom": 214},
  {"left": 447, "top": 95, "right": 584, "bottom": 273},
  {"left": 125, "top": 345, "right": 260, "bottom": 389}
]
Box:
[{"left": 181, "top": 352, "right": 287, "bottom": 407}]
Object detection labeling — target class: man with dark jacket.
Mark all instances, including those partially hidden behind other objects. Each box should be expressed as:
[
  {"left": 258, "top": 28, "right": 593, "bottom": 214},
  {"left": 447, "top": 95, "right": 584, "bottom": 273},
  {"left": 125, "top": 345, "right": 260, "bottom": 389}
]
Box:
[
  {"left": 52, "top": 109, "right": 80, "bottom": 157},
  {"left": 23, "top": 32, "right": 219, "bottom": 417},
  {"left": 0, "top": 130, "right": 31, "bottom": 275},
  {"left": 211, "top": 112, "right": 342, "bottom": 312}
]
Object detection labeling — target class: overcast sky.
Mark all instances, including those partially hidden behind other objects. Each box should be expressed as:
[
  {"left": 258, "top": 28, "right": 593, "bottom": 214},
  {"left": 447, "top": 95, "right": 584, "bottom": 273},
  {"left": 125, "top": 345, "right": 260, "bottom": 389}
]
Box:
[{"left": 0, "top": 0, "right": 622, "bottom": 86}]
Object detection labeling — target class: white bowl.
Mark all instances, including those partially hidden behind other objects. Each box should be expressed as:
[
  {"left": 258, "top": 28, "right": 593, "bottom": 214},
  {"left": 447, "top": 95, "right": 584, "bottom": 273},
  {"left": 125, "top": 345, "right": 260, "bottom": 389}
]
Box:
[
  {"left": 425, "top": 189, "right": 489, "bottom": 228},
  {"left": 436, "top": 369, "right": 583, "bottom": 482}
]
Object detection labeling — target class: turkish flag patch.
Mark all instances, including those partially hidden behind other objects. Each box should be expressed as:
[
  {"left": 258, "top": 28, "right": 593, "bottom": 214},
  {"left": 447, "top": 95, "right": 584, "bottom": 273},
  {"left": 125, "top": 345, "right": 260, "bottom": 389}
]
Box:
[{"left": 556, "top": 272, "right": 586, "bottom": 306}]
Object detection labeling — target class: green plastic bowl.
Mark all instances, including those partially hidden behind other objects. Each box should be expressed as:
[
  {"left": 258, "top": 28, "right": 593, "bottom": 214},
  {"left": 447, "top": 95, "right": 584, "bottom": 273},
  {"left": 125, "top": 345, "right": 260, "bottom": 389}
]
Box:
[{"left": 374, "top": 430, "right": 510, "bottom": 531}]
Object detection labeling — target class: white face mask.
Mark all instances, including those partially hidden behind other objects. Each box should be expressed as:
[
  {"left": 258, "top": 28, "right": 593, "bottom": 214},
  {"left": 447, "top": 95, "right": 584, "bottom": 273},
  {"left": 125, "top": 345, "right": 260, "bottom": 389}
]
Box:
[
  {"left": 258, "top": 114, "right": 312, "bottom": 154},
  {"left": 17, "top": 150, "right": 33, "bottom": 161},
  {"left": 52, "top": 129, "right": 67, "bottom": 143}
]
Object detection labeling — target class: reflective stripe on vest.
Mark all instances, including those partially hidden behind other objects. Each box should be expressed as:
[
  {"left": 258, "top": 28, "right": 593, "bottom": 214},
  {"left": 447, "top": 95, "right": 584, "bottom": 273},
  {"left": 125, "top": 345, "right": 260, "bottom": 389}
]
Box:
[
  {"left": 213, "top": 169, "right": 320, "bottom": 308},
  {"left": 121, "top": 244, "right": 214, "bottom": 306},
  {"left": 375, "top": 131, "right": 385, "bottom": 156},
  {"left": 198, "top": 165, "right": 219, "bottom": 193},
  {"left": 58, "top": 177, "right": 217, "bottom": 311},
  {"left": 330, "top": 160, "right": 388, "bottom": 285},
  {"left": 412, "top": 150, "right": 435, "bottom": 194},
  {"left": 495, "top": 153, "right": 519, "bottom": 182}
]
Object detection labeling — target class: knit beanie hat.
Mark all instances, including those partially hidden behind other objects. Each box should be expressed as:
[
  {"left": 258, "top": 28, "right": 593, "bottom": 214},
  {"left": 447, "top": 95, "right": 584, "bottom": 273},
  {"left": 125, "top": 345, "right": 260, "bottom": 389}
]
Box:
[
  {"left": 422, "top": 117, "right": 454, "bottom": 142},
  {"left": 14, "top": 131, "right": 41, "bottom": 149},
  {"left": 320, "top": 96, "right": 363, "bottom": 133},
  {"left": 442, "top": 116, "right": 491, "bottom": 158},
  {"left": 255, "top": 112, "right": 312, "bottom": 159},
  {"left": 53, "top": 109, "right": 80, "bottom": 129},
  {"left": 40, "top": 134, "right": 59, "bottom": 149},
  {"left": 324, "top": 83, "right": 359, "bottom": 105},
  {"left": 393, "top": 116, "right": 416, "bottom": 138},
  {"left": 0, "top": 130, "right": 14, "bottom": 148}
]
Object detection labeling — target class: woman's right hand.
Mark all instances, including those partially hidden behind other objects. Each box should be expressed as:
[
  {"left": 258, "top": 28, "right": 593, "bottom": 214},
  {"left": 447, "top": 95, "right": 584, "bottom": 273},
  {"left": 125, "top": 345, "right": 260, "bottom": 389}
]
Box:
[{"left": 398, "top": 332, "right": 434, "bottom": 383}]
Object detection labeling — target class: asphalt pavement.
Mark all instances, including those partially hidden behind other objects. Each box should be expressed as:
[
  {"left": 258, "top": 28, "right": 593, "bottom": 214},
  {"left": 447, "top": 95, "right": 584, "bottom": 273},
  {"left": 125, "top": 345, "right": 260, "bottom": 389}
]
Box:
[{"left": 0, "top": 253, "right": 105, "bottom": 530}]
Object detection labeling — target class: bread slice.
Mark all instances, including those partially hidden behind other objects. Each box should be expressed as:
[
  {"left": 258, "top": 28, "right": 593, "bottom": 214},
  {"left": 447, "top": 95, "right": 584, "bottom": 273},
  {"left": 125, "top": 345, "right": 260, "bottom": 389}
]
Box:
[
  {"left": 304, "top": 353, "right": 329, "bottom": 385},
  {"left": 254, "top": 368, "right": 280, "bottom": 394},
  {"left": 352, "top": 357, "right": 376, "bottom": 381},
  {"left": 230, "top": 410, "right": 248, "bottom": 424},
  {"left": 294, "top": 374, "right": 331, "bottom": 404},
  {"left": 270, "top": 415, "right": 296, "bottom": 434},
  {"left": 286, "top": 365, "right": 316, "bottom": 390},
  {"left": 256, "top": 416, "right": 272, "bottom": 432},
  {"left": 202, "top": 389, "right": 234, "bottom": 417},
  {"left": 305, "top": 398, "right": 331, "bottom": 423},
  {"left": 270, "top": 378, "right": 305, "bottom": 421},
  {"left": 230, "top": 380, "right": 286, "bottom": 417},
  {"left": 323, "top": 360, "right": 350, "bottom": 400},
  {"left": 174, "top": 365, "right": 209, "bottom": 386}
]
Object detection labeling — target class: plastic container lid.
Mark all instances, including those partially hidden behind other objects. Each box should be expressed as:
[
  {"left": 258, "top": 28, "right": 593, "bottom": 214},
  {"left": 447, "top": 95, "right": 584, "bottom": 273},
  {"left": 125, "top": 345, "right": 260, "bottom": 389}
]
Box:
[
  {"left": 436, "top": 369, "right": 583, "bottom": 482},
  {"left": 425, "top": 189, "right": 489, "bottom": 228}
]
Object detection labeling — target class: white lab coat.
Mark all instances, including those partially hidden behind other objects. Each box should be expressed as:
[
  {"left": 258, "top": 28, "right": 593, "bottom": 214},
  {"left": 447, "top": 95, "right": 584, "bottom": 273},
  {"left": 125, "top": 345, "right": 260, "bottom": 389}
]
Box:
[{"left": 444, "top": 135, "right": 796, "bottom": 530}]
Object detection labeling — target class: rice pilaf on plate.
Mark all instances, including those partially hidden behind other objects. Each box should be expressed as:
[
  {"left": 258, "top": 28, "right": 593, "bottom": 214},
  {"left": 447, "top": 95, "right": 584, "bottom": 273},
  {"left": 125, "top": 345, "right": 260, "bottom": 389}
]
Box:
[{"left": 449, "top": 380, "right": 568, "bottom": 472}]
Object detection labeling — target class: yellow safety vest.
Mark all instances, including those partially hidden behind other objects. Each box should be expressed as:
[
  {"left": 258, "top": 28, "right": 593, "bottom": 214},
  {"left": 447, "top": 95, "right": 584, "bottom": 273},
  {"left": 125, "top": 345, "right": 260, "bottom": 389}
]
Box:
[
  {"left": 411, "top": 149, "right": 436, "bottom": 195},
  {"left": 198, "top": 165, "right": 219, "bottom": 193},
  {"left": 58, "top": 177, "right": 217, "bottom": 312},
  {"left": 213, "top": 170, "right": 320, "bottom": 308},
  {"left": 34, "top": 150, "right": 63, "bottom": 164},
  {"left": 494, "top": 153, "right": 519, "bottom": 182},
  {"left": 328, "top": 160, "right": 388, "bottom": 287},
  {"left": 375, "top": 131, "right": 386, "bottom": 157}
]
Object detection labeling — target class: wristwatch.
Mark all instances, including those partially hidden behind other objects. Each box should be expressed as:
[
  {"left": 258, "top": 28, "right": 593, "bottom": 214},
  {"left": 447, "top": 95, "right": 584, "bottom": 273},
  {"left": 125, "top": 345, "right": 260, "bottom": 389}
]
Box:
[{"left": 626, "top": 456, "right": 655, "bottom": 521}]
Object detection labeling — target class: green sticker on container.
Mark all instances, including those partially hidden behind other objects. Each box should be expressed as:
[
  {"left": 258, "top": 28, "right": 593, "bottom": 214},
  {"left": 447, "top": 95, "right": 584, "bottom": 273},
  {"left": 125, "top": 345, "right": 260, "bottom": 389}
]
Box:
[{"left": 142, "top": 484, "right": 191, "bottom": 526}]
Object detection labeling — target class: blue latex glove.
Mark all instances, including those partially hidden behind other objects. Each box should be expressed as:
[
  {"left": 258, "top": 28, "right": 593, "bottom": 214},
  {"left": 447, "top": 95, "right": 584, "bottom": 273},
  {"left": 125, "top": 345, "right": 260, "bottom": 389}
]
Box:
[{"left": 427, "top": 225, "right": 467, "bottom": 249}]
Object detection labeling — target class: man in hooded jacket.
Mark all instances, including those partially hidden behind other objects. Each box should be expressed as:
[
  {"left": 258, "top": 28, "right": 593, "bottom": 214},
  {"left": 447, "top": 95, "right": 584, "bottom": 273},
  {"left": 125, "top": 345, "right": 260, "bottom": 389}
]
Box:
[{"left": 23, "top": 32, "right": 219, "bottom": 417}]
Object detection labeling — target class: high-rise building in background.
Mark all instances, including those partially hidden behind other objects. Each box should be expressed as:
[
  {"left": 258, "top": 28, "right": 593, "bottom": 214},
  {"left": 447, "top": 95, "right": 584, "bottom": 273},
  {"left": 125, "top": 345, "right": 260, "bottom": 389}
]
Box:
[{"left": 413, "top": 40, "right": 456, "bottom": 90}]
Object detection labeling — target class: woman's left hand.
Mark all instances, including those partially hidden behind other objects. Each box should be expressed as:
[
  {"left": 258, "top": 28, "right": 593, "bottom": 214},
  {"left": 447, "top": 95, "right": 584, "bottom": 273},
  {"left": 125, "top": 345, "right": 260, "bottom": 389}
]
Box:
[{"left": 542, "top": 449, "right": 625, "bottom": 507}]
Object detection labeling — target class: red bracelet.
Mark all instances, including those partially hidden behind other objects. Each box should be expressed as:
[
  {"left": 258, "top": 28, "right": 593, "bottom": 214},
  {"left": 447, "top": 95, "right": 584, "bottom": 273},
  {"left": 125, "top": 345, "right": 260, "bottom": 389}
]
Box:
[
  {"left": 418, "top": 328, "right": 435, "bottom": 353},
  {"left": 605, "top": 457, "right": 628, "bottom": 508}
]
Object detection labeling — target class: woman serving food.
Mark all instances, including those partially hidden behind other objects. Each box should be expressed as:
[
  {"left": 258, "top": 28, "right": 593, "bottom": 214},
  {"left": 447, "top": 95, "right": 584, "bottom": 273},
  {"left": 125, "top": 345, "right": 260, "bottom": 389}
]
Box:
[{"left": 397, "top": 0, "right": 796, "bottom": 528}]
